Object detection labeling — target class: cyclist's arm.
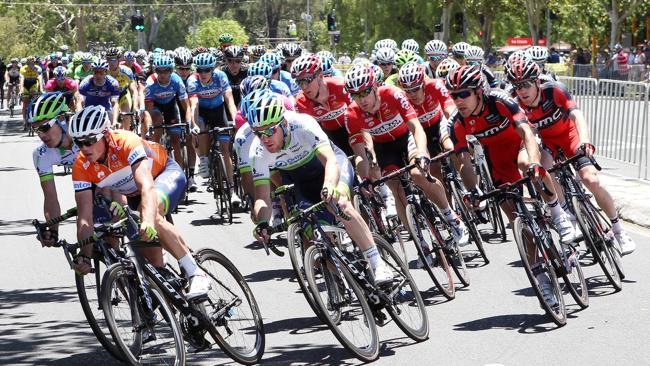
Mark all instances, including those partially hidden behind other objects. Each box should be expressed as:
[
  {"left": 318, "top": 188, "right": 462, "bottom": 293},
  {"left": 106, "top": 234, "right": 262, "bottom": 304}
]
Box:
[
  {"left": 514, "top": 121, "right": 541, "bottom": 166},
  {"left": 132, "top": 158, "right": 158, "bottom": 229},
  {"left": 406, "top": 117, "right": 429, "bottom": 158},
  {"left": 315, "top": 144, "right": 340, "bottom": 191},
  {"left": 253, "top": 183, "right": 272, "bottom": 225},
  {"left": 75, "top": 188, "right": 95, "bottom": 251},
  {"left": 569, "top": 109, "right": 590, "bottom": 145},
  {"left": 179, "top": 98, "right": 194, "bottom": 127},
  {"left": 41, "top": 179, "right": 61, "bottom": 230},
  {"left": 350, "top": 130, "right": 373, "bottom": 179},
  {"left": 128, "top": 81, "right": 139, "bottom": 111},
  {"left": 189, "top": 96, "right": 199, "bottom": 126},
  {"left": 110, "top": 97, "right": 120, "bottom": 126}
]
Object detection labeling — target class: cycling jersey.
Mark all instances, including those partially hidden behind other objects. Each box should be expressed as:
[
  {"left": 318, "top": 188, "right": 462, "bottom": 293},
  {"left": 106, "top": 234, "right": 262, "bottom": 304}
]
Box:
[
  {"left": 223, "top": 67, "right": 248, "bottom": 107},
  {"left": 74, "top": 64, "right": 93, "bottom": 80},
  {"left": 72, "top": 130, "right": 168, "bottom": 196},
  {"left": 384, "top": 73, "right": 398, "bottom": 87},
  {"left": 481, "top": 65, "right": 498, "bottom": 89},
  {"left": 424, "top": 63, "right": 436, "bottom": 79},
  {"left": 234, "top": 123, "right": 255, "bottom": 173},
  {"left": 20, "top": 65, "right": 42, "bottom": 80},
  {"left": 78, "top": 75, "right": 121, "bottom": 110},
  {"left": 450, "top": 89, "right": 528, "bottom": 185},
  {"left": 145, "top": 73, "right": 188, "bottom": 105},
  {"left": 186, "top": 70, "right": 231, "bottom": 109},
  {"left": 331, "top": 68, "right": 344, "bottom": 78},
  {"left": 120, "top": 60, "right": 143, "bottom": 76},
  {"left": 7, "top": 65, "right": 21, "bottom": 79},
  {"left": 109, "top": 65, "right": 135, "bottom": 92},
  {"left": 295, "top": 77, "right": 351, "bottom": 131},
  {"left": 412, "top": 78, "right": 454, "bottom": 129},
  {"left": 33, "top": 141, "right": 79, "bottom": 182},
  {"left": 346, "top": 85, "right": 417, "bottom": 145},
  {"left": 279, "top": 70, "right": 300, "bottom": 96},
  {"left": 44, "top": 78, "right": 77, "bottom": 93}
]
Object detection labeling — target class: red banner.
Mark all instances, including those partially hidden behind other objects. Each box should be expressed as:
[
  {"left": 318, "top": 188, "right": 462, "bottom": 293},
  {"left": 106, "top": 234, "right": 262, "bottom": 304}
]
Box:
[{"left": 507, "top": 37, "right": 547, "bottom": 46}]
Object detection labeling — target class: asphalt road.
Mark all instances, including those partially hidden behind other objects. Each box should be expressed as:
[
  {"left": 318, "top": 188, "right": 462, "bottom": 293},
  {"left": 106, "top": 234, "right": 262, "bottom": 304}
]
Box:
[{"left": 1, "top": 111, "right": 649, "bottom": 366}]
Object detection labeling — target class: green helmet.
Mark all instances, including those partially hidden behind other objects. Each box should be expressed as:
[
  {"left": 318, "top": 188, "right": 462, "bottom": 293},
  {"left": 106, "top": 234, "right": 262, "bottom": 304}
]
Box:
[
  {"left": 245, "top": 89, "right": 285, "bottom": 129},
  {"left": 28, "top": 92, "right": 69, "bottom": 123},
  {"left": 394, "top": 49, "right": 417, "bottom": 68},
  {"left": 219, "top": 33, "right": 234, "bottom": 44}
]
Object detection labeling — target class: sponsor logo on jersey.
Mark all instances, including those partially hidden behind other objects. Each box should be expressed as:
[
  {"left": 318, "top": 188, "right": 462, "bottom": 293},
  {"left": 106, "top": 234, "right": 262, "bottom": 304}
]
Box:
[
  {"left": 111, "top": 154, "right": 118, "bottom": 162},
  {"left": 98, "top": 171, "right": 105, "bottom": 179},
  {"left": 473, "top": 119, "right": 510, "bottom": 138},
  {"left": 74, "top": 181, "right": 92, "bottom": 190},
  {"left": 127, "top": 146, "right": 146, "bottom": 165},
  {"left": 369, "top": 116, "right": 402, "bottom": 136},
  {"left": 532, "top": 108, "right": 563, "bottom": 129},
  {"left": 83, "top": 161, "right": 90, "bottom": 169}
]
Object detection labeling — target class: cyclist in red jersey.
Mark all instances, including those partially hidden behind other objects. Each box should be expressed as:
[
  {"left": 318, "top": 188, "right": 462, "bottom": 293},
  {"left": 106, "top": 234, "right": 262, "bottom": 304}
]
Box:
[
  {"left": 510, "top": 58, "right": 636, "bottom": 254},
  {"left": 344, "top": 64, "right": 469, "bottom": 248},
  {"left": 44, "top": 66, "right": 80, "bottom": 110},
  {"left": 291, "top": 54, "right": 354, "bottom": 156},
  {"left": 447, "top": 65, "right": 576, "bottom": 243},
  {"left": 397, "top": 62, "right": 456, "bottom": 181}
]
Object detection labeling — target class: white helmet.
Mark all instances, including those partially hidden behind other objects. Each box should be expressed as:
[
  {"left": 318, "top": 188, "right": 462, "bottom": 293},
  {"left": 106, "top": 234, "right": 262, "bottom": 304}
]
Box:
[
  {"left": 464, "top": 46, "right": 485, "bottom": 63},
  {"left": 68, "top": 105, "right": 109, "bottom": 139},
  {"left": 424, "top": 40, "right": 448, "bottom": 57},
  {"left": 374, "top": 47, "right": 395, "bottom": 64},
  {"left": 374, "top": 39, "right": 398, "bottom": 51},
  {"left": 451, "top": 42, "right": 470, "bottom": 58},
  {"left": 435, "top": 58, "right": 460, "bottom": 79},
  {"left": 527, "top": 46, "right": 548, "bottom": 64},
  {"left": 402, "top": 39, "right": 419, "bottom": 54}
]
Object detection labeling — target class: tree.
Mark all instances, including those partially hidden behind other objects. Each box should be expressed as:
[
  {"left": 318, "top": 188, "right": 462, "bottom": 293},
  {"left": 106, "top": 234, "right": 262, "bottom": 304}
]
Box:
[
  {"left": 605, "top": 0, "right": 641, "bottom": 47},
  {"left": 523, "top": 0, "right": 547, "bottom": 43},
  {"left": 189, "top": 18, "right": 249, "bottom": 48}
]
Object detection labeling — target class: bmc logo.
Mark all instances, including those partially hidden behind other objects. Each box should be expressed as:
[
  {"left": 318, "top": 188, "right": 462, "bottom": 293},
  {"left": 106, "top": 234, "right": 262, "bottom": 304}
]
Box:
[{"left": 533, "top": 108, "right": 563, "bottom": 129}]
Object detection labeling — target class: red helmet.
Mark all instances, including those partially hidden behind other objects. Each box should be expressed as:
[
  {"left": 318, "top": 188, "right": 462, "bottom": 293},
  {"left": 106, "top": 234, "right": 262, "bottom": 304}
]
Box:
[
  {"left": 445, "top": 65, "right": 483, "bottom": 91},
  {"left": 290, "top": 54, "right": 321, "bottom": 79},
  {"left": 344, "top": 65, "right": 375, "bottom": 93},
  {"left": 506, "top": 58, "right": 540, "bottom": 83},
  {"left": 397, "top": 61, "right": 425, "bottom": 89}
]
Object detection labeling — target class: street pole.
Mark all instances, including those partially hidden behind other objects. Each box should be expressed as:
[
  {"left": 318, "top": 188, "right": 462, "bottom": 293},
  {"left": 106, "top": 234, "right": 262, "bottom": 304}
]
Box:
[
  {"left": 186, "top": 0, "right": 196, "bottom": 46},
  {"left": 306, "top": 0, "right": 311, "bottom": 50}
]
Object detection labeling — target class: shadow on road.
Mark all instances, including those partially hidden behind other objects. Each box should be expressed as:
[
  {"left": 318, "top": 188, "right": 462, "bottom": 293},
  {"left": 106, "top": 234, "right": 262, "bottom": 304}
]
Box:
[
  {"left": 0, "top": 286, "right": 79, "bottom": 310},
  {"left": 245, "top": 268, "right": 295, "bottom": 283},
  {"left": 453, "top": 313, "right": 560, "bottom": 333},
  {"left": 263, "top": 315, "right": 326, "bottom": 335}
]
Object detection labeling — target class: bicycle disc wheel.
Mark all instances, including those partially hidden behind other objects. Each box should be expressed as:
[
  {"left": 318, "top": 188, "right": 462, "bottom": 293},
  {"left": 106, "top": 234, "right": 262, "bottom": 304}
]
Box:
[
  {"left": 196, "top": 248, "right": 265, "bottom": 365},
  {"left": 513, "top": 218, "right": 567, "bottom": 326},
  {"left": 101, "top": 262, "right": 186, "bottom": 365},
  {"left": 75, "top": 257, "right": 125, "bottom": 361},
  {"left": 375, "top": 236, "right": 429, "bottom": 341},
  {"left": 286, "top": 223, "right": 325, "bottom": 321},
  {"left": 572, "top": 197, "right": 622, "bottom": 291},
  {"left": 304, "top": 245, "right": 379, "bottom": 362},
  {"left": 405, "top": 204, "right": 455, "bottom": 300}
]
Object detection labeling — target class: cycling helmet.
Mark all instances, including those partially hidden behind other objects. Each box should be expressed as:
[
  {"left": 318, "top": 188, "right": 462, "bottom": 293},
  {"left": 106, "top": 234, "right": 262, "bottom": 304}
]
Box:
[
  {"left": 247, "top": 61, "right": 274, "bottom": 79},
  {"left": 240, "top": 75, "right": 269, "bottom": 97},
  {"left": 352, "top": 57, "right": 371, "bottom": 66},
  {"left": 153, "top": 55, "right": 175, "bottom": 70},
  {"left": 316, "top": 50, "right": 335, "bottom": 63},
  {"left": 26, "top": 56, "right": 36, "bottom": 63},
  {"left": 435, "top": 58, "right": 460, "bottom": 79},
  {"left": 224, "top": 45, "right": 244, "bottom": 59},
  {"left": 370, "top": 64, "right": 384, "bottom": 85},
  {"left": 375, "top": 47, "right": 395, "bottom": 64},
  {"left": 191, "top": 47, "right": 208, "bottom": 56},
  {"left": 61, "top": 56, "right": 69, "bottom": 64},
  {"left": 174, "top": 50, "right": 193, "bottom": 67},
  {"left": 464, "top": 46, "right": 485, "bottom": 64},
  {"left": 508, "top": 50, "right": 532, "bottom": 65},
  {"left": 282, "top": 43, "right": 302, "bottom": 58},
  {"left": 123, "top": 51, "right": 136, "bottom": 61},
  {"left": 11, "top": 57, "right": 19, "bottom": 63},
  {"left": 290, "top": 54, "right": 321, "bottom": 78},
  {"left": 394, "top": 49, "right": 417, "bottom": 68},
  {"left": 527, "top": 46, "right": 549, "bottom": 64},
  {"left": 252, "top": 45, "right": 267, "bottom": 57},
  {"left": 445, "top": 65, "right": 483, "bottom": 91},
  {"left": 402, "top": 39, "right": 420, "bottom": 54},
  {"left": 219, "top": 33, "right": 234, "bottom": 44},
  {"left": 319, "top": 55, "right": 334, "bottom": 76},
  {"left": 68, "top": 105, "right": 109, "bottom": 138},
  {"left": 54, "top": 66, "right": 67, "bottom": 80},
  {"left": 451, "top": 42, "right": 470, "bottom": 58},
  {"left": 136, "top": 49, "right": 148, "bottom": 59},
  {"left": 245, "top": 89, "right": 285, "bottom": 129},
  {"left": 397, "top": 61, "right": 425, "bottom": 89},
  {"left": 92, "top": 59, "right": 109, "bottom": 70},
  {"left": 29, "top": 92, "right": 69, "bottom": 123},
  {"left": 259, "top": 52, "right": 282, "bottom": 72},
  {"left": 193, "top": 52, "right": 216, "bottom": 68},
  {"left": 81, "top": 52, "right": 93, "bottom": 63},
  {"left": 105, "top": 47, "right": 122, "bottom": 59},
  {"left": 374, "top": 39, "right": 398, "bottom": 51},
  {"left": 344, "top": 64, "right": 375, "bottom": 93},
  {"left": 506, "top": 57, "right": 540, "bottom": 83}
]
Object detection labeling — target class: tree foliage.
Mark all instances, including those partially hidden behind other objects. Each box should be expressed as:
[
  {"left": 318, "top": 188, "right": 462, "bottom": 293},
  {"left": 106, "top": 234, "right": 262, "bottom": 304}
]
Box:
[{"left": 188, "top": 18, "right": 249, "bottom": 48}]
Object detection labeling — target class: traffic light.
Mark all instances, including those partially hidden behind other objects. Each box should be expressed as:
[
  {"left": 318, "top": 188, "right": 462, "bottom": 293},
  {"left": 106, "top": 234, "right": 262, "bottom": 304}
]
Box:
[
  {"left": 333, "top": 33, "right": 341, "bottom": 44},
  {"left": 434, "top": 23, "right": 442, "bottom": 32},
  {"left": 327, "top": 12, "right": 337, "bottom": 31},
  {"left": 131, "top": 15, "right": 145, "bottom": 32}
]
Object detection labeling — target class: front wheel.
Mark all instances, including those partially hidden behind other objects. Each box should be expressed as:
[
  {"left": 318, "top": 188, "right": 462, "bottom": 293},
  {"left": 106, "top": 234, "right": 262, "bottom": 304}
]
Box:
[{"left": 286, "top": 223, "right": 325, "bottom": 322}]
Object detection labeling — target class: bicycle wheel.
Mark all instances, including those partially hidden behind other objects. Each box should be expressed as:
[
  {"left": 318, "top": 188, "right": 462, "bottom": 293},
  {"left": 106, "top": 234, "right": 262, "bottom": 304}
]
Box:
[
  {"left": 101, "top": 262, "right": 186, "bottom": 365},
  {"left": 211, "top": 151, "right": 233, "bottom": 224},
  {"left": 304, "top": 245, "right": 379, "bottom": 362},
  {"left": 572, "top": 197, "right": 622, "bottom": 291},
  {"left": 75, "top": 256, "right": 125, "bottom": 361},
  {"left": 479, "top": 166, "right": 507, "bottom": 242},
  {"left": 375, "top": 236, "right": 428, "bottom": 341},
  {"left": 450, "top": 182, "right": 488, "bottom": 264},
  {"left": 286, "top": 223, "right": 325, "bottom": 321},
  {"left": 196, "top": 248, "right": 265, "bottom": 365},
  {"left": 405, "top": 204, "right": 455, "bottom": 300},
  {"left": 592, "top": 206, "right": 625, "bottom": 279},
  {"left": 557, "top": 241, "right": 589, "bottom": 309},
  {"left": 513, "top": 218, "right": 567, "bottom": 326}
]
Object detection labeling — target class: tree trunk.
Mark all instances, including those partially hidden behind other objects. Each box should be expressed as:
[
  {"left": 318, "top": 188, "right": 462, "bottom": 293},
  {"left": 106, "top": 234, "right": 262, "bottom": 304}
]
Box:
[
  {"left": 524, "top": 0, "right": 540, "bottom": 44},
  {"left": 441, "top": 1, "right": 453, "bottom": 44},
  {"left": 76, "top": 8, "right": 86, "bottom": 50},
  {"left": 147, "top": 9, "right": 165, "bottom": 49},
  {"left": 481, "top": 14, "right": 493, "bottom": 52},
  {"left": 609, "top": 0, "right": 619, "bottom": 47},
  {"left": 545, "top": 8, "right": 552, "bottom": 47}
]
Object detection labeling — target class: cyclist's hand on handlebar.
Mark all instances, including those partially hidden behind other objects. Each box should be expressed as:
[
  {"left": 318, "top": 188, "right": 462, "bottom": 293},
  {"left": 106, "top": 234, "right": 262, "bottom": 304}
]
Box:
[
  {"left": 321, "top": 184, "right": 340, "bottom": 203},
  {"left": 415, "top": 155, "right": 430, "bottom": 172},
  {"left": 39, "top": 228, "right": 58, "bottom": 247},
  {"left": 190, "top": 125, "right": 201, "bottom": 135},
  {"left": 109, "top": 201, "right": 126, "bottom": 219},
  {"left": 139, "top": 222, "right": 158, "bottom": 242},
  {"left": 73, "top": 254, "right": 92, "bottom": 275},
  {"left": 580, "top": 142, "right": 596, "bottom": 159},
  {"left": 253, "top": 221, "right": 270, "bottom": 243},
  {"left": 527, "top": 162, "right": 547, "bottom": 181}
]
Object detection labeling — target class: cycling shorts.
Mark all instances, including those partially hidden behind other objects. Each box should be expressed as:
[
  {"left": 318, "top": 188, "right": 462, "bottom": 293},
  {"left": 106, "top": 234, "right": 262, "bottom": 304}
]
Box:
[
  {"left": 539, "top": 122, "right": 592, "bottom": 170},
  {"left": 152, "top": 100, "right": 182, "bottom": 136},
  {"left": 126, "top": 158, "right": 187, "bottom": 215},
  {"left": 9, "top": 76, "right": 20, "bottom": 85},
  {"left": 22, "top": 79, "right": 39, "bottom": 95},
  {"left": 324, "top": 127, "right": 353, "bottom": 157},
  {"left": 423, "top": 124, "right": 443, "bottom": 158},
  {"left": 374, "top": 133, "right": 417, "bottom": 174},
  {"left": 197, "top": 104, "right": 230, "bottom": 142},
  {"left": 484, "top": 141, "right": 525, "bottom": 186}
]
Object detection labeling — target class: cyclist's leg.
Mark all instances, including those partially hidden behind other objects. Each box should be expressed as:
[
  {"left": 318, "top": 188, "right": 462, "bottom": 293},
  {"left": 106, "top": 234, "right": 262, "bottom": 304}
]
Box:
[
  {"left": 119, "top": 91, "right": 132, "bottom": 131},
  {"left": 169, "top": 132, "right": 185, "bottom": 170},
  {"left": 219, "top": 140, "right": 234, "bottom": 186},
  {"left": 150, "top": 108, "right": 164, "bottom": 143}
]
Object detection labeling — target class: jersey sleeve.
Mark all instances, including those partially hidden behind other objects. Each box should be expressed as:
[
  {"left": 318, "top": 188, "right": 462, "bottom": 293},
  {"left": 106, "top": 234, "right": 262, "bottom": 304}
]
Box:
[
  {"left": 450, "top": 113, "right": 468, "bottom": 153},
  {"left": 432, "top": 79, "right": 455, "bottom": 110},
  {"left": 218, "top": 71, "right": 231, "bottom": 93},
  {"left": 302, "top": 115, "right": 330, "bottom": 152},
  {"left": 144, "top": 82, "right": 154, "bottom": 103},
  {"left": 344, "top": 104, "right": 365, "bottom": 145},
  {"left": 116, "top": 132, "right": 148, "bottom": 166},
  {"left": 392, "top": 89, "right": 418, "bottom": 121},
  {"left": 186, "top": 76, "right": 198, "bottom": 98},
  {"left": 33, "top": 145, "right": 54, "bottom": 181},
  {"left": 175, "top": 75, "right": 188, "bottom": 100},
  {"left": 250, "top": 141, "right": 272, "bottom": 186},
  {"left": 494, "top": 92, "right": 527, "bottom": 126},
  {"left": 551, "top": 83, "right": 577, "bottom": 113},
  {"left": 44, "top": 79, "right": 57, "bottom": 92},
  {"left": 107, "top": 76, "right": 121, "bottom": 98}
]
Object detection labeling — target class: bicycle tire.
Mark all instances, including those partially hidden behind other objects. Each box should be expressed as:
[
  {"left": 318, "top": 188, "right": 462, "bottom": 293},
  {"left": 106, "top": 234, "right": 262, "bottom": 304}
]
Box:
[
  {"left": 429, "top": 200, "right": 470, "bottom": 287},
  {"left": 375, "top": 236, "right": 429, "bottom": 341},
  {"left": 572, "top": 197, "right": 622, "bottom": 291},
  {"left": 513, "top": 218, "right": 567, "bottom": 326},
  {"left": 405, "top": 204, "right": 455, "bottom": 300},
  {"left": 304, "top": 245, "right": 379, "bottom": 362},
  {"left": 450, "top": 181, "right": 488, "bottom": 264},
  {"left": 590, "top": 204, "right": 625, "bottom": 279},
  {"left": 211, "top": 151, "right": 233, "bottom": 224},
  {"left": 75, "top": 257, "right": 125, "bottom": 361},
  {"left": 286, "top": 223, "right": 326, "bottom": 322},
  {"left": 479, "top": 164, "right": 507, "bottom": 242},
  {"left": 196, "top": 248, "right": 265, "bottom": 365},
  {"left": 557, "top": 241, "right": 590, "bottom": 309},
  {"left": 101, "top": 262, "right": 186, "bottom": 365}
]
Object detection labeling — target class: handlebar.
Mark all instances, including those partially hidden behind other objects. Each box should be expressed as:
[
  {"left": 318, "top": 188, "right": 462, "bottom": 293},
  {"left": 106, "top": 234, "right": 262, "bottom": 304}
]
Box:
[
  {"left": 548, "top": 149, "right": 601, "bottom": 174},
  {"left": 372, "top": 150, "right": 453, "bottom": 186},
  {"left": 197, "top": 125, "right": 235, "bottom": 135}
]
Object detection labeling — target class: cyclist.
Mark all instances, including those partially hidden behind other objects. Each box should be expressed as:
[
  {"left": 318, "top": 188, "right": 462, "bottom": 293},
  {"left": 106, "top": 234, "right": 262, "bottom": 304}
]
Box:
[
  {"left": 5, "top": 58, "right": 21, "bottom": 109},
  {"left": 121, "top": 51, "right": 144, "bottom": 77},
  {"left": 291, "top": 54, "right": 354, "bottom": 156},
  {"left": 509, "top": 58, "right": 636, "bottom": 254},
  {"left": 144, "top": 55, "right": 196, "bottom": 172},
  {"left": 44, "top": 66, "right": 79, "bottom": 111},
  {"left": 248, "top": 89, "right": 394, "bottom": 284},
  {"left": 173, "top": 50, "right": 199, "bottom": 192},
  {"left": 260, "top": 52, "right": 300, "bottom": 96},
  {"left": 374, "top": 47, "right": 396, "bottom": 84},
  {"left": 424, "top": 40, "right": 448, "bottom": 79},
  {"left": 73, "top": 53, "right": 94, "bottom": 82},
  {"left": 435, "top": 58, "right": 460, "bottom": 80},
  {"left": 219, "top": 33, "right": 234, "bottom": 50},
  {"left": 465, "top": 46, "right": 498, "bottom": 89},
  {"left": 451, "top": 42, "right": 470, "bottom": 66},
  {"left": 247, "top": 61, "right": 294, "bottom": 101},
  {"left": 69, "top": 105, "right": 210, "bottom": 299},
  {"left": 527, "top": 46, "right": 557, "bottom": 82},
  {"left": 106, "top": 48, "right": 139, "bottom": 132},
  {"left": 384, "top": 49, "right": 418, "bottom": 87},
  {"left": 78, "top": 59, "right": 121, "bottom": 127},
  {"left": 223, "top": 45, "right": 249, "bottom": 108},
  {"left": 20, "top": 56, "right": 44, "bottom": 127},
  {"left": 250, "top": 44, "right": 267, "bottom": 63},
  {"left": 187, "top": 52, "right": 241, "bottom": 206},
  {"left": 344, "top": 65, "right": 470, "bottom": 249},
  {"left": 0, "top": 57, "right": 5, "bottom": 108},
  {"left": 316, "top": 50, "right": 343, "bottom": 78},
  {"left": 401, "top": 39, "right": 425, "bottom": 64},
  {"left": 280, "top": 42, "right": 302, "bottom": 72}
]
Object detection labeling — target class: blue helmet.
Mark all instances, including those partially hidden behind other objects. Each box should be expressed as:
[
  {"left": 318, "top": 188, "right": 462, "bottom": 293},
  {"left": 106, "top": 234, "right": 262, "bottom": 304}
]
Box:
[
  {"left": 248, "top": 61, "right": 273, "bottom": 79},
  {"left": 153, "top": 55, "right": 174, "bottom": 70},
  {"left": 240, "top": 75, "right": 269, "bottom": 97},
  {"left": 193, "top": 52, "right": 216, "bottom": 68},
  {"left": 259, "top": 52, "right": 282, "bottom": 72}
]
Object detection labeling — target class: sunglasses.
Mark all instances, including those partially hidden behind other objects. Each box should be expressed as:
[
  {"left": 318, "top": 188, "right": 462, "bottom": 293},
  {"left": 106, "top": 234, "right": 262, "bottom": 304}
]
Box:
[
  {"left": 93, "top": 69, "right": 106, "bottom": 74},
  {"left": 35, "top": 118, "right": 57, "bottom": 134},
  {"left": 450, "top": 90, "right": 473, "bottom": 100},
  {"left": 73, "top": 133, "right": 103, "bottom": 147},
  {"left": 350, "top": 88, "right": 373, "bottom": 100},
  {"left": 226, "top": 58, "right": 242, "bottom": 64},
  {"left": 467, "top": 60, "right": 482, "bottom": 66},
  {"left": 197, "top": 68, "right": 212, "bottom": 74},
  {"left": 296, "top": 74, "right": 317, "bottom": 87},
  {"left": 176, "top": 67, "right": 191, "bottom": 71},
  {"left": 252, "top": 124, "right": 280, "bottom": 138},
  {"left": 428, "top": 55, "right": 445, "bottom": 61},
  {"left": 403, "top": 84, "right": 422, "bottom": 94},
  {"left": 378, "top": 62, "right": 393, "bottom": 67},
  {"left": 107, "top": 58, "right": 118, "bottom": 62},
  {"left": 157, "top": 68, "right": 172, "bottom": 74},
  {"left": 513, "top": 80, "right": 535, "bottom": 90}
]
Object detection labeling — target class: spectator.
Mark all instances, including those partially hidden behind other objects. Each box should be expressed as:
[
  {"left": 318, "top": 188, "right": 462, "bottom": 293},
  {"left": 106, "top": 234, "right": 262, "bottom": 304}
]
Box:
[
  {"left": 632, "top": 46, "right": 646, "bottom": 65},
  {"left": 576, "top": 48, "right": 589, "bottom": 64},
  {"left": 548, "top": 47, "right": 561, "bottom": 63},
  {"left": 606, "top": 44, "right": 629, "bottom": 80}
]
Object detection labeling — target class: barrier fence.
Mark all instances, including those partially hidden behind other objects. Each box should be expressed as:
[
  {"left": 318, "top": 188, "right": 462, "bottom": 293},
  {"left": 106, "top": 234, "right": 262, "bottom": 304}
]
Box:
[{"left": 494, "top": 71, "right": 649, "bottom": 180}]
